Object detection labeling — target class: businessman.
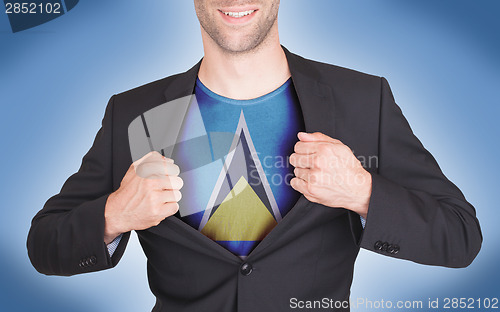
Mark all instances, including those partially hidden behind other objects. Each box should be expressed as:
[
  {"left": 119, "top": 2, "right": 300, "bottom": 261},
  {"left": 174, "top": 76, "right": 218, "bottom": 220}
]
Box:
[{"left": 27, "top": 1, "right": 482, "bottom": 311}]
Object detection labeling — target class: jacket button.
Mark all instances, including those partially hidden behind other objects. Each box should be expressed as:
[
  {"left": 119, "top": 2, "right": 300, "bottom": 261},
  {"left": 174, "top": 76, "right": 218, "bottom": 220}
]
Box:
[
  {"left": 89, "top": 256, "right": 97, "bottom": 266},
  {"left": 240, "top": 263, "right": 253, "bottom": 276},
  {"left": 393, "top": 245, "right": 400, "bottom": 254},
  {"left": 387, "top": 244, "right": 395, "bottom": 254},
  {"left": 374, "top": 241, "right": 383, "bottom": 250},
  {"left": 381, "top": 242, "right": 389, "bottom": 252},
  {"left": 79, "top": 259, "right": 87, "bottom": 268}
]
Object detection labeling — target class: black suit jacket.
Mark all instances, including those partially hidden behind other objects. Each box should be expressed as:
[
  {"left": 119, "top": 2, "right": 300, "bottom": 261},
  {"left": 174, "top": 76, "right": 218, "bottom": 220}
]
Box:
[{"left": 27, "top": 47, "right": 482, "bottom": 311}]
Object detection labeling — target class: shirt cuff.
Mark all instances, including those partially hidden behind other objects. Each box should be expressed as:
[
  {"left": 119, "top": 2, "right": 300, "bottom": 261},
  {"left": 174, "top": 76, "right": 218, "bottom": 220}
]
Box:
[{"left": 106, "top": 234, "right": 123, "bottom": 257}]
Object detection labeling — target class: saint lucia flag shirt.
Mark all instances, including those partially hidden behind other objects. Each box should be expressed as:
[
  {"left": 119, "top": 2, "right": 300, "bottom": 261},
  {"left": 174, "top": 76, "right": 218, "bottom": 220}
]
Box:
[{"left": 173, "top": 77, "right": 305, "bottom": 258}]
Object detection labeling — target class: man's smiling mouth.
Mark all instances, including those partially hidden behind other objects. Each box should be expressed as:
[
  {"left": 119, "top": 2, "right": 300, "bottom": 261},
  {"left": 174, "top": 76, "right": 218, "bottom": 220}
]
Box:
[{"left": 220, "top": 10, "right": 256, "bottom": 18}]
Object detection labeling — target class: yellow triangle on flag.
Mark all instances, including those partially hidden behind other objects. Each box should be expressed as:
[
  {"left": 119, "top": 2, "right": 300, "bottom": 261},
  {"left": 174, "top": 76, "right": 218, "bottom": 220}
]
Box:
[{"left": 201, "top": 176, "right": 277, "bottom": 241}]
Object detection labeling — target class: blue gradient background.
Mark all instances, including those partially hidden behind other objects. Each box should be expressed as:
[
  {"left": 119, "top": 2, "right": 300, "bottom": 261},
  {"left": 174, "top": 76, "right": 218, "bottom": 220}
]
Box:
[{"left": 1, "top": 1, "right": 498, "bottom": 311}]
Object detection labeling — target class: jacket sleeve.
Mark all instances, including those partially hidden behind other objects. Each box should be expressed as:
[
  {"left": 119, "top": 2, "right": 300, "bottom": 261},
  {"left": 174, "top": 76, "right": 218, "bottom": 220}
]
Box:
[
  {"left": 357, "top": 77, "right": 482, "bottom": 268},
  {"left": 27, "top": 96, "right": 130, "bottom": 276}
]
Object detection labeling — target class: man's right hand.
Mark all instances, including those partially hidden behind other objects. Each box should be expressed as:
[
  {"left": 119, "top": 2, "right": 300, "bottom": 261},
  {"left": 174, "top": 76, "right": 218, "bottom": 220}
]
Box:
[{"left": 103, "top": 151, "right": 183, "bottom": 244}]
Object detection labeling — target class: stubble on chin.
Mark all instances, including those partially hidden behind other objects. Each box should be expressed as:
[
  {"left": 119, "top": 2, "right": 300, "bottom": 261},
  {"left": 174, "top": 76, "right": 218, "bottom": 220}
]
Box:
[{"left": 196, "top": 1, "right": 280, "bottom": 55}]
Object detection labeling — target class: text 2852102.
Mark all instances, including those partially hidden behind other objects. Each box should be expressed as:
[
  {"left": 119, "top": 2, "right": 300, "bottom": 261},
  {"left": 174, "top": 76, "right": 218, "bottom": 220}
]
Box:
[{"left": 5, "top": 2, "right": 62, "bottom": 14}]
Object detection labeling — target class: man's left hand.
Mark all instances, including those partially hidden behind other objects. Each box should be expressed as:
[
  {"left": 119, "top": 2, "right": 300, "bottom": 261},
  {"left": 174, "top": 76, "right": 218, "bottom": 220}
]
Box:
[{"left": 289, "top": 132, "right": 372, "bottom": 219}]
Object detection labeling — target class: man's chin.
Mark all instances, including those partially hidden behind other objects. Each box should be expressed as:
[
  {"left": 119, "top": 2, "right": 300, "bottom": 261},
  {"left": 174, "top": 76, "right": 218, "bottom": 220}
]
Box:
[{"left": 215, "top": 36, "right": 267, "bottom": 55}]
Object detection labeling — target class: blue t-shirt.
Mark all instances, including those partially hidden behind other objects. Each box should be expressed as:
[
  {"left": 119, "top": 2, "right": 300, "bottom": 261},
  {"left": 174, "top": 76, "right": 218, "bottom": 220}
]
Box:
[{"left": 173, "top": 77, "right": 305, "bottom": 258}]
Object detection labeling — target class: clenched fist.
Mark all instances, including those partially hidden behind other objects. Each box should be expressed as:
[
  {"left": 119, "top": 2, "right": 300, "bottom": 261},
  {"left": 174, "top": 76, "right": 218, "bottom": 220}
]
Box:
[
  {"left": 289, "top": 132, "right": 372, "bottom": 219},
  {"left": 104, "top": 151, "right": 183, "bottom": 244}
]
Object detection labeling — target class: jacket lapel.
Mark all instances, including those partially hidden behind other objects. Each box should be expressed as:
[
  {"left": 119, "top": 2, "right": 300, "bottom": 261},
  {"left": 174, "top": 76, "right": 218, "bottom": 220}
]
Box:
[
  {"left": 284, "top": 47, "right": 336, "bottom": 137},
  {"left": 163, "top": 60, "right": 201, "bottom": 102}
]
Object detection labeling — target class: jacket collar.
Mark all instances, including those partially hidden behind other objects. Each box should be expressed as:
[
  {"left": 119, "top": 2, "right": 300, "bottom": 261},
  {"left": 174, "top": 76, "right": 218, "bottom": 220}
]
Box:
[{"left": 163, "top": 46, "right": 336, "bottom": 138}]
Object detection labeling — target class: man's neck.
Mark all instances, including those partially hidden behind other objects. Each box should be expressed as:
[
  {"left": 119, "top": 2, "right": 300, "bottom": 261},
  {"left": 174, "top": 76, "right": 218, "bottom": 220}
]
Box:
[{"left": 198, "top": 31, "right": 290, "bottom": 100}]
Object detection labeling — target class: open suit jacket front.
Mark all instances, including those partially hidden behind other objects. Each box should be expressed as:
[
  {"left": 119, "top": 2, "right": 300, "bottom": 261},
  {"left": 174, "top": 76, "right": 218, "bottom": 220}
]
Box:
[{"left": 27, "top": 47, "right": 482, "bottom": 312}]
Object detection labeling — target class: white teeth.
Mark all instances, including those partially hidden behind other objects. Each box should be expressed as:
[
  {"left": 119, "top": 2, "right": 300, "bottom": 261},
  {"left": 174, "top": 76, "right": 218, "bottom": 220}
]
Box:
[{"left": 222, "top": 10, "right": 255, "bottom": 18}]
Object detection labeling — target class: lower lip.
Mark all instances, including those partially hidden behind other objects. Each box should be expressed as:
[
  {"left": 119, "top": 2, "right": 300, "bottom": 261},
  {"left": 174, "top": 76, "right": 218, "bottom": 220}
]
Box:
[{"left": 218, "top": 10, "right": 258, "bottom": 24}]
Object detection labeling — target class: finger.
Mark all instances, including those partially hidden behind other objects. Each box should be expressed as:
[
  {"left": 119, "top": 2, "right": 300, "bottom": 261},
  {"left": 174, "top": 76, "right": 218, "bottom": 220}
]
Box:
[
  {"left": 290, "top": 177, "right": 314, "bottom": 197},
  {"left": 124, "top": 152, "right": 161, "bottom": 183},
  {"left": 290, "top": 178, "right": 319, "bottom": 203},
  {"left": 294, "top": 167, "right": 325, "bottom": 186},
  {"left": 134, "top": 151, "right": 174, "bottom": 168},
  {"left": 162, "top": 202, "right": 180, "bottom": 217},
  {"left": 160, "top": 176, "right": 184, "bottom": 190},
  {"left": 142, "top": 154, "right": 174, "bottom": 165},
  {"left": 125, "top": 151, "right": 160, "bottom": 182},
  {"left": 289, "top": 153, "right": 315, "bottom": 168},
  {"left": 136, "top": 162, "right": 180, "bottom": 178},
  {"left": 158, "top": 190, "right": 182, "bottom": 203},
  {"left": 293, "top": 167, "right": 310, "bottom": 181},
  {"left": 133, "top": 151, "right": 162, "bottom": 166},
  {"left": 290, "top": 176, "right": 306, "bottom": 192},
  {"left": 294, "top": 141, "right": 317, "bottom": 154},
  {"left": 165, "top": 163, "right": 180, "bottom": 176},
  {"left": 298, "top": 132, "right": 342, "bottom": 144}
]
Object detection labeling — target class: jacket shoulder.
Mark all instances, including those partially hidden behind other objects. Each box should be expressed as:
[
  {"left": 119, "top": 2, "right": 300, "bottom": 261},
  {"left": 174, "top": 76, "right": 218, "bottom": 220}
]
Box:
[
  {"left": 109, "top": 71, "right": 192, "bottom": 126},
  {"left": 113, "top": 73, "right": 183, "bottom": 104},
  {"left": 291, "top": 52, "right": 382, "bottom": 88}
]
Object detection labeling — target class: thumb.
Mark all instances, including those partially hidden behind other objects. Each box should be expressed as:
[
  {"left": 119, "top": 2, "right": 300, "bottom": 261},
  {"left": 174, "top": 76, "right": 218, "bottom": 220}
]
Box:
[
  {"left": 134, "top": 151, "right": 160, "bottom": 166},
  {"left": 298, "top": 132, "right": 339, "bottom": 143}
]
